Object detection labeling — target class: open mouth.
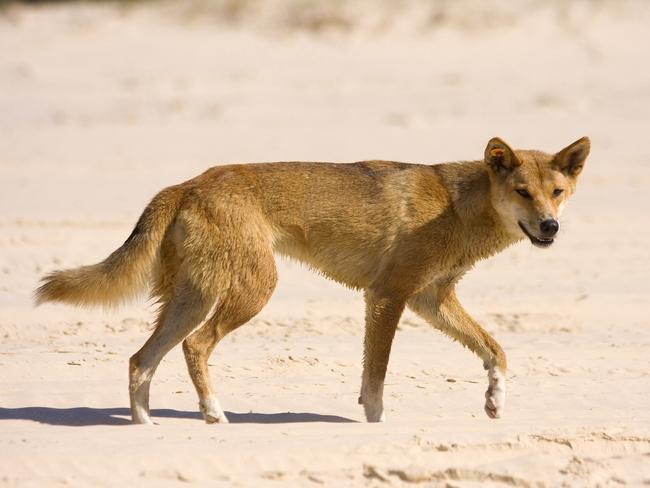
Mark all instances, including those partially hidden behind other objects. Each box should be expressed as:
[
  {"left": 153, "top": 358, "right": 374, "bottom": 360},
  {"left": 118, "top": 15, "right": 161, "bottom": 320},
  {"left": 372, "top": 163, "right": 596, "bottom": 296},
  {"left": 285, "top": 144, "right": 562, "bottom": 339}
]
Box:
[{"left": 518, "top": 221, "right": 554, "bottom": 248}]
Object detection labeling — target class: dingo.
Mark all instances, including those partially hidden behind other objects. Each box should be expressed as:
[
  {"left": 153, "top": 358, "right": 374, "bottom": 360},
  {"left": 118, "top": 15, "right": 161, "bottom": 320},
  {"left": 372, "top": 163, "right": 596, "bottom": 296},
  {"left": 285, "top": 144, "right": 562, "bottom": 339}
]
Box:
[{"left": 36, "top": 137, "right": 590, "bottom": 424}]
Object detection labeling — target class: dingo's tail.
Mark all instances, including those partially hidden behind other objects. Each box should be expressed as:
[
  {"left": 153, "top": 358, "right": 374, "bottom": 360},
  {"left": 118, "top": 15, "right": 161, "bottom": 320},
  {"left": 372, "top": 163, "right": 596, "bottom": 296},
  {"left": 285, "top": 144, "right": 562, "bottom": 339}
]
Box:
[{"left": 35, "top": 186, "right": 184, "bottom": 308}]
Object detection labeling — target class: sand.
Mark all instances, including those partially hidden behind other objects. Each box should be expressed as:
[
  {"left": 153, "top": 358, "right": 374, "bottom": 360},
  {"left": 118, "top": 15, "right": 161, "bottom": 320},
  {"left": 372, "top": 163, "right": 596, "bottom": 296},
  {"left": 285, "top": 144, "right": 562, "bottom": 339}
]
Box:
[{"left": 1, "top": 1, "right": 649, "bottom": 486}]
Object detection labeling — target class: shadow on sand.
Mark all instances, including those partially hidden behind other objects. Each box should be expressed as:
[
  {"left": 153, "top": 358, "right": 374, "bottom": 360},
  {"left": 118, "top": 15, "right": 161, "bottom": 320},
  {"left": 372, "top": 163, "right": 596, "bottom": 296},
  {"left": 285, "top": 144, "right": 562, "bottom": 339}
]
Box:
[{"left": 0, "top": 406, "right": 357, "bottom": 426}]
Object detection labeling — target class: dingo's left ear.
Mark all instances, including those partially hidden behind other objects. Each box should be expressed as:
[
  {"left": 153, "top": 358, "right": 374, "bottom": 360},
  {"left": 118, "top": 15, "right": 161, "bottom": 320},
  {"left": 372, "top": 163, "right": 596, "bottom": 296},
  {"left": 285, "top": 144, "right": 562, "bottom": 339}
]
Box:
[
  {"left": 554, "top": 137, "right": 590, "bottom": 177},
  {"left": 485, "top": 137, "right": 521, "bottom": 171}
]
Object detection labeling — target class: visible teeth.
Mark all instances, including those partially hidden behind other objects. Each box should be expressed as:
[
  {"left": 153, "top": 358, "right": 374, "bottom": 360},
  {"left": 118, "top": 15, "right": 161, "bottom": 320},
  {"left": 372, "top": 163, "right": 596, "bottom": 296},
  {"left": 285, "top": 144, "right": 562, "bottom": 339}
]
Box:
[{"left": 533, "top": 237, "right": 554, "bottom": 246}]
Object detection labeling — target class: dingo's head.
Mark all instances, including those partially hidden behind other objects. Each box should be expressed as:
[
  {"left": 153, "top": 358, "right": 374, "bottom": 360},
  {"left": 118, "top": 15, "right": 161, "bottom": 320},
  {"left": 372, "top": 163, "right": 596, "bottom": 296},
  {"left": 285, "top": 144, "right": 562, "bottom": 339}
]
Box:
[{"left": 485, "top": 136, "right": 590, "bottom": 248}]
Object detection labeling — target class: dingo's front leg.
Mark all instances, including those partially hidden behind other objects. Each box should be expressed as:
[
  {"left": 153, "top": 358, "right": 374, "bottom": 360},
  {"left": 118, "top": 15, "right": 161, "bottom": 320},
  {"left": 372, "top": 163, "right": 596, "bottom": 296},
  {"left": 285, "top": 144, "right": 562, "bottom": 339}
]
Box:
[
  {"left": 408, "top": 284, "right": 507, "bottom": 419},
  {"left": 360, "top": 291, "right": 406, "bottom": 422},
  {"left": 484, "top": 366, "right": 506, "bottom": 419}
]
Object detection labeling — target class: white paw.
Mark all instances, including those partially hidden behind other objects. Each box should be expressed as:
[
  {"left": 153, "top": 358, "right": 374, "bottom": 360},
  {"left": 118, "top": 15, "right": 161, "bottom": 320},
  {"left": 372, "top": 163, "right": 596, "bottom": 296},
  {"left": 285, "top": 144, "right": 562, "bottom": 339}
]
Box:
[
  {"left": 130, "top": 391, "right": 154, "bottom": 425},
  {"left": 200, "top": 395, "right": 229, "bottom": 424},
  {"left": 131, "top": 407, "right": 154, "bottom": 425},
  {"left": 484, "top": 368, "right": 506, "bottom": 419},
  {"left": 363, "top": 397, "right": 386, "bottom": 423}
]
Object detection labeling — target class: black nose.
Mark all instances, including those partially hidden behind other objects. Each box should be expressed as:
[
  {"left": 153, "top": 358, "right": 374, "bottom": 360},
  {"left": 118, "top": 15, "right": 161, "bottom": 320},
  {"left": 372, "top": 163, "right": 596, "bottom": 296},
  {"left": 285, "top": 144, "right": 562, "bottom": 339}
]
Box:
[{"left": 540, "top": 219, "right": 559, "bottom": 236}]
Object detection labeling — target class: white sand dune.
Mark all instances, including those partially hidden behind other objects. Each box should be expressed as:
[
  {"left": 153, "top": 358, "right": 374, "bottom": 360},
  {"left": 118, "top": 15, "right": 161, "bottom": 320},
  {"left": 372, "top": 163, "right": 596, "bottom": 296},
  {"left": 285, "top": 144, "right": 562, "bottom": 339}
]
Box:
[{"left": 1, "top": 2, "right": 649, "bottom": 486}]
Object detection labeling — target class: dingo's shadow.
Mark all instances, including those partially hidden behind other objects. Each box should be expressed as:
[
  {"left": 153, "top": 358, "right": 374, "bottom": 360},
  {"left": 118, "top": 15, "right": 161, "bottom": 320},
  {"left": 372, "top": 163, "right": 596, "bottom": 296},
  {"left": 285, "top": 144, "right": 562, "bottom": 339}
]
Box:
[{"left": 0, "top": 407, "right": 356, "bottom": 426}]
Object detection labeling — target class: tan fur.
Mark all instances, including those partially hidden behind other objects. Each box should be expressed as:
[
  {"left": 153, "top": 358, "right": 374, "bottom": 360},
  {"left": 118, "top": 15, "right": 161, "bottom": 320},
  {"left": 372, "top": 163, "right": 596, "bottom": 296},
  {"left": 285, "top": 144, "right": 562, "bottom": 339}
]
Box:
[{"left": 35, "top": 137, "right": 590, "bottom": 424}]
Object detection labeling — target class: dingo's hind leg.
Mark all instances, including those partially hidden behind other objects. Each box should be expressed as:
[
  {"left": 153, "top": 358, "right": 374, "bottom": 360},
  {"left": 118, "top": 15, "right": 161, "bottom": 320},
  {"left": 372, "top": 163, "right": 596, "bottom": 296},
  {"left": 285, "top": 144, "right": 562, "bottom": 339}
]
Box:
[
  {"left": 178, "top": 209, "right": 277, "bottom": 423},
  {"left": 129, "top": 279, "right": 214, "bottom": 424},
  {"left": 183, "top": 244, "right": 277, "bottom": 424}
]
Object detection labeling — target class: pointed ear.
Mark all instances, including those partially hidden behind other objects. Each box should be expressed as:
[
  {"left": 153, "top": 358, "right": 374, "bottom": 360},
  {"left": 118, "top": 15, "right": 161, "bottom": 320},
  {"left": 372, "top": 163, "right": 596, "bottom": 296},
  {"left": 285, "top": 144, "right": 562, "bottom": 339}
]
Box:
[
  {"left": 554, "top": 137, "right": 590, "bottom": 177},
  {"left": 484, "top": 137, "right": 521, "bottom": 171}
]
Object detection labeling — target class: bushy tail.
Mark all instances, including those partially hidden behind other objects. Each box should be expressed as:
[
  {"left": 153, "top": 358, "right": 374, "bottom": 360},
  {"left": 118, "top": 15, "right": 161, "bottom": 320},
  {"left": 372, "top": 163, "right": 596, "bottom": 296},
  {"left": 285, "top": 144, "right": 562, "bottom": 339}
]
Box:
[{"left": 35, "top": 186, "right": 184, "bottom": 308}]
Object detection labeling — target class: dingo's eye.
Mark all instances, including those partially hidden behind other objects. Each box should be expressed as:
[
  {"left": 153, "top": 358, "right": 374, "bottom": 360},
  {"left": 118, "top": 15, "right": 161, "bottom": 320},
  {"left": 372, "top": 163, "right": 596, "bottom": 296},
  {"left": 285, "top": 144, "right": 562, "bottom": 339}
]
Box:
[
  {"left": 553, "top": 188, "right": 564, "bottom": 197},
  {"left": 515, "top": 189, "right": 532, "bottom": 199}
]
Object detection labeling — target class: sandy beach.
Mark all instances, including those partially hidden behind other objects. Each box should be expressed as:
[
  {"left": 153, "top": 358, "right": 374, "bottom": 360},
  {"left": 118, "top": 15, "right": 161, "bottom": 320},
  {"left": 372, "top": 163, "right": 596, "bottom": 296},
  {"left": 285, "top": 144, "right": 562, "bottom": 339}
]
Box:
[{"left": 1, "top": 1, "right": 649, "bottom": 486}]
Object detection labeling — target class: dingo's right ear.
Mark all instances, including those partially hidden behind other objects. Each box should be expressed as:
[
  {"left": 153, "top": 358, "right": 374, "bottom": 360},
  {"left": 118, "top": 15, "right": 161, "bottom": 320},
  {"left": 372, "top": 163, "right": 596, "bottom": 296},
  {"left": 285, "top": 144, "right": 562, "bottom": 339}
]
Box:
[{"left": 485, "top": 137, "right": 521, "bottom": 171}]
